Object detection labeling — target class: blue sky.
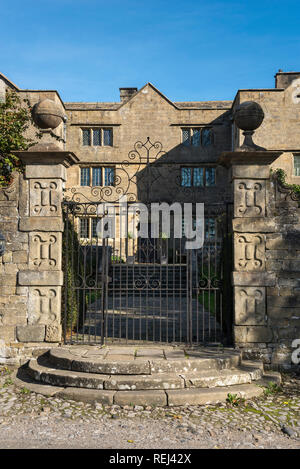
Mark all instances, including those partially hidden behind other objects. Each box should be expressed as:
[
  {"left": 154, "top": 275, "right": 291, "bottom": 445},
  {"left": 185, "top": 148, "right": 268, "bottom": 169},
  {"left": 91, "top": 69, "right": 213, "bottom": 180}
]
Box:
[{"left": 1, "top": 0, "right": 300, "bottom": 102}]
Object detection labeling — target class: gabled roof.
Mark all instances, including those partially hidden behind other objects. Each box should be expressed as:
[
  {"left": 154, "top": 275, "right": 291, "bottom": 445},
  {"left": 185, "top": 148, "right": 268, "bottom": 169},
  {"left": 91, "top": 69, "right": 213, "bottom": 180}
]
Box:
[
  {"left": 0, "top": 72, "right": 20, "bottom": 90},
  {"left": 65, "top": 82, "right": 233, "bottom": 111}
]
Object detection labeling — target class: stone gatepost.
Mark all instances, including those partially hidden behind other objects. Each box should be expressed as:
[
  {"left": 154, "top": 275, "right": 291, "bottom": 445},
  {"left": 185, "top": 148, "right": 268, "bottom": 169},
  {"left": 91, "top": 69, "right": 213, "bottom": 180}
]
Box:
[
  {"left": 219, "top": 151, "right": 281, "bottom": 352},
  {"left": 15, "top": 150, "right": 78, "bottom": 344}
]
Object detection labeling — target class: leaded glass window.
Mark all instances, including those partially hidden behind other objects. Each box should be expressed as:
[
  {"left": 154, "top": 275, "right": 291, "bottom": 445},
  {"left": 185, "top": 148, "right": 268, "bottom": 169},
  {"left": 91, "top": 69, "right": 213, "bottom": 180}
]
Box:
[
  {"left": 92, "top": 167, "right": 102, "bottom": 186},
  {"left": 104, "top": 167, "right": 114, "bottom": 186},
  {"left": 80, "top": 167, "right": 90, "bottom": 186},
  {"left": 93, "top": 129, "right": 101, "bottom": 146},
  {"left": 82, "top": 129, "right": 91, "bottom": 146},
  {"left": 192, "top": 129, "right": 201, "bottom": 146},
  {"left": 103, "top": 129, "right": 112, "bottom": 146},
  {"left": 202, "top": 128, "right": 213, "bottom": 146},
  {"left": 79, "top": 218, "right": 89, "bottom": 238},
  {"left": 294, "top": 155, "right": 300, "bottom": 176},
  {"left": 205, "top": 168, "right": 215, "bottom": 186},
  {"left": 91, "top": 218, "right": 99, "bottom": 238},
  {"left": 193, "top": 167, "right": 204, "bottom": 186},
  {"left": 182, "top": 129, "right": 190, "bottom": 146},
  {"left": 181, "top": 167, "right": 192, "bottom": 187}
]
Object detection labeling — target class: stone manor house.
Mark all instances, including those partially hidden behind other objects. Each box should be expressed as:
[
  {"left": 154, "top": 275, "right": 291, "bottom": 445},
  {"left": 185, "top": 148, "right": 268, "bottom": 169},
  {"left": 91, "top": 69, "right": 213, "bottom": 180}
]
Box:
[
  {"left": 1, "top": 70, "right": 300, "bottom": 218},
  {"left": 0, "top": 70, "right": 300, "bottom": 372}
]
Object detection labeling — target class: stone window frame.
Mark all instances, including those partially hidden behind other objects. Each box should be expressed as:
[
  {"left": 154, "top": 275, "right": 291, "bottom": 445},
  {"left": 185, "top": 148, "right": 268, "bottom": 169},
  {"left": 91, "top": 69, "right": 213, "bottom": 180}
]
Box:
[
  {"left": 80, "top": 165, "right": 115, "bottom": 187},
  {"left": 180, "top": 166, "right": 216, "bottom": 187},
  {"left": 293, "top": 153, "right": 300, "bottom": 176},
  {"left": 181, "top": 127, "right": 214, "bottom": 147},
  {"left": 81, "top": 127, "right": 113, "bottom": 147}
]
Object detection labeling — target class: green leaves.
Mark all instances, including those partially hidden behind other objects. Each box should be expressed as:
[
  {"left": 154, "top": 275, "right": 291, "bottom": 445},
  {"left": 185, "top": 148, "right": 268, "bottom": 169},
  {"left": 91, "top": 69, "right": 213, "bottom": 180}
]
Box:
[{"left": 0, "top": 90, "right": 39, "bottom": 187}]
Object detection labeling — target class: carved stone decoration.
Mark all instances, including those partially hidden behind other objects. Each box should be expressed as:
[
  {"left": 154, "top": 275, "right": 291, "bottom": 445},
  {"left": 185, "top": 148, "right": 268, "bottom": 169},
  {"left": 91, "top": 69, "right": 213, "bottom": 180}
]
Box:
[
  {"left": 234, "top": 287, "right": 266, "bottom": 325},
  {"left": 234, "top": 180, "right": 266, "bottom": 217},
  {"left": 29, "top": 232, "right": 61, "bottom": 270},
  {"left": 30, "top": 179, "right": 62, "bottom": 217},
  {"left": 28, "top": 287, "right": 61, "bottom": 325},
  {"left": 234, "top": 233, "right": 265, "bottom": 271}
]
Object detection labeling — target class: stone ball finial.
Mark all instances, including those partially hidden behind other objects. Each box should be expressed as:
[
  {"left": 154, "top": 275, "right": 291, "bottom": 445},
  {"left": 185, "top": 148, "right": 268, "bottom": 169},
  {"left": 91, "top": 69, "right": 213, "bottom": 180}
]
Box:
[
  {"left": 233, "top": 101, "right": 264, "bottom": 131},
  {"left": 32, "top": 99, "right": 64, "bottom": 129},
  {"left": 233, "top": 101, "right": 265, "bottom": 151}
]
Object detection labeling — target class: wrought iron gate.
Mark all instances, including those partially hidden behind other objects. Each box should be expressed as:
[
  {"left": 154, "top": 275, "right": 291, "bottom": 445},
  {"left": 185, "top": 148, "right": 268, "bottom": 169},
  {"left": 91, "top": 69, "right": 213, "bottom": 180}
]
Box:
[{"left": 62, "top": 138, "right": 233, "bottom": 345}]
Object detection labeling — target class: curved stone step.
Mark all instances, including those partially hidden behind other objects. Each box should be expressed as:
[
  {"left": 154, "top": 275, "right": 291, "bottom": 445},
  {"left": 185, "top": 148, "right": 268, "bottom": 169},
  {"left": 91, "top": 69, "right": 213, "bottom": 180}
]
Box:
[
  {"left": 26, "top": 357, "right": 262, "bottom": 391},
  {"left": 27, "top": 359, "right": 185, "bottom": 390},
  {"left": 12, "top": 368, "right": 265, "bottom": 406},
  {"left": 48, "top": 347, "right": 241, "bottom": 375}
]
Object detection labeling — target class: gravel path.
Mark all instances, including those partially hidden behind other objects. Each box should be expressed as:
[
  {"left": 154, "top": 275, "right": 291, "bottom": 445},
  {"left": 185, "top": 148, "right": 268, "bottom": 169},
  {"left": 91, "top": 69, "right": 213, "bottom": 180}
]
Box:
[{"left": 0, "top": 366, "right": 300, "bottom": 449}]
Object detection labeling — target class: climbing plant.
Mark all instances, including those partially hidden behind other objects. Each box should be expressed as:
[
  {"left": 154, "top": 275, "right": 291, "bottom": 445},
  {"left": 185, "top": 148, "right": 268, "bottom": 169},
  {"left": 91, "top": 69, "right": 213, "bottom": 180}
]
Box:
[
  {"left": 273, "top": 168, "right": 300, "bottom": 198},
  {"left": 0, "top": 90, "right": 41, "bottom": 187},
  {"left": 61, "top": 209, "right": 84, "bottom": 335}
]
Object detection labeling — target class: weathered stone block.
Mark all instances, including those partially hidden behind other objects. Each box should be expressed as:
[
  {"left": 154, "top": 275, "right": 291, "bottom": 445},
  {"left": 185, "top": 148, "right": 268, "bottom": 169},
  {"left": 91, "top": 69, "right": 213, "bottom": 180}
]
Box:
[
  {"left": 16, "top": 325, "right": 45, "bottom": 342},
  {"left": 28, "top": 286, "right": 61, "bottom": 325},
  {"left": 12, "top": 251, "right": 28, "bottom": 264},
  {"left": 0, "top": 326, "right": 15, "bottom": 342},
  {"left": 234, "top": 233, "right": 265, "bottom": 271},
  {"left": 19, "top": 217, "right": 64, "bottom": 232},
  {"left": 266, "top": 233, "right": 300, "bottom": 250},
  {"left": 0, "top": 275, "right": 17, "bottom": 286},
  {"left": 2, "top": 252, "right": 12, "bottom": 263},
  {"left": 234, "top": 326, "right": 273, "bottom": 343},
  {"left": 29, "top": 232, "right": 62, "bottom": 270},
  {"left": 234, "top": 180, "right": 266, "bottom": 218},
  {"left": 233, "top": 218, "right": 275, "bottom": 233},
  {"left": 267, "top": 295, "right": 300, "bottom": 308},
  {"left": 45, "top": 324, "right": 62, "bottom": 342},
  {"left": 232, "top": 271, "right": 276, "bottom": 286},
  {"left": 234, "top": 287, "right": 266, "bottom": 325},
  {"left": 18, "top": 270, "right": 63, "bottom": 286}
]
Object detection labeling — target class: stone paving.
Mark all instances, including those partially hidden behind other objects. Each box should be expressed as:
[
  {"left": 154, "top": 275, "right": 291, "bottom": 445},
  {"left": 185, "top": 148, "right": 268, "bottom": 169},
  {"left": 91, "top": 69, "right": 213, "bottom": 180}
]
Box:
[{"left": 0, "top": 364, "right": 299, "bottom": 448}]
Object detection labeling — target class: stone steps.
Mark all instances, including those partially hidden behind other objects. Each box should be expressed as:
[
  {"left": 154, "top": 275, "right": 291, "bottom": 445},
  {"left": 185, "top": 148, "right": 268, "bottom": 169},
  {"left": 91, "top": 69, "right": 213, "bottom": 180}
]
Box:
[
  {"left": 13, "top": 345, "right": 281, "bottom": 406},
  {"left": 47, "top": 347, "right": 241, "bottom": 375},
  {"left": 26, "top": 357, "right": 263, "bottom": 391}
]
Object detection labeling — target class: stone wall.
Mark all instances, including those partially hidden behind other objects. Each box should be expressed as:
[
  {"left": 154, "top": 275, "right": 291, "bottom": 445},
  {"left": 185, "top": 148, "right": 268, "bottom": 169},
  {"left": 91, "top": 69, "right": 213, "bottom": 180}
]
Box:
[
  {"left": 0, "top": 150, "right": 74, "bottom": 365},
  {"left": 227, "top": 151, "right": 300, "bottom": 370}
]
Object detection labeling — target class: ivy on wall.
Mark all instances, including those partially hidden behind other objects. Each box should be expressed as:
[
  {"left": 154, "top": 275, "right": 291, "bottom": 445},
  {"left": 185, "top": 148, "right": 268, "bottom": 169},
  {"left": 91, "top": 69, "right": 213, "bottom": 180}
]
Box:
[
  {"left": 0, "top": 90, "right": 42, "bottom": 187},
  {"left": 273, "top": 168, "right": 300, "bottom": 198}
]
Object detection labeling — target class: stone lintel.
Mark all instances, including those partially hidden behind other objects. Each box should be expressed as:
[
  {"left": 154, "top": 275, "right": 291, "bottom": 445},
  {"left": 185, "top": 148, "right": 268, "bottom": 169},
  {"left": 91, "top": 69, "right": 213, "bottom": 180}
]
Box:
[
  {"left": 232, "top": 218, "right": 276, "bottom": 232},
  {"left": 25, "top": 164, "right": 67, "bottom": 181},
  {"left": 232, "top": 271, "right": 276, "bottom": 287},
  {"left": 18, "top": 271, "right": 63, "bottom": 286},
  {"left": 19, "top": 217, "right": 64, "bottom": 232},
  {"left": 14, "top": 151, "right": 79, "bottom": 168},
  {"left": 218, "top": 151, "right": 282, "bottom": 168}
]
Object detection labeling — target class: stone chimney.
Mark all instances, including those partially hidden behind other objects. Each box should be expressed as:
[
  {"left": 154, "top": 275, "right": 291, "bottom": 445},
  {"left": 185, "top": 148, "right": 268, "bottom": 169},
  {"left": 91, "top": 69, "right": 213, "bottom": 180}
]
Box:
[
  {"left": 119, "top": 87, "right": 138, "bottom": 103},
  {"left": 275, "top": 70, "right": 300, "bottom": 89}
]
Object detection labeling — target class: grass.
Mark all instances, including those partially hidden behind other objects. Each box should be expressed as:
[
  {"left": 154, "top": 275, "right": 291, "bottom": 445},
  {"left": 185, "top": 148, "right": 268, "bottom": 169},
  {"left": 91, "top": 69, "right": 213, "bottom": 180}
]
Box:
[{"left": 263, "top": 382, "right": 282, "bottom": 396}]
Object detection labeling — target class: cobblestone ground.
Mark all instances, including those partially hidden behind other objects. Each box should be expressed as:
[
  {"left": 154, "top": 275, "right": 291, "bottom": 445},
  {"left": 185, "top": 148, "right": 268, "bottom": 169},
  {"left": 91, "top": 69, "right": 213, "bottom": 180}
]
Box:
[{"left": 0, "top": 366, "right": 299, "bottom": 449}]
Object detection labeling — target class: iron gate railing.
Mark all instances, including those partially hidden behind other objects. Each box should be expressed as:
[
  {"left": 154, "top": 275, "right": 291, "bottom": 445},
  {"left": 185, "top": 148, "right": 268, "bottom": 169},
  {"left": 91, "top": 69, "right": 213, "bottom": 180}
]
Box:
[{"left": 62, "top": 201, "right": 232, "bottom": 345}]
